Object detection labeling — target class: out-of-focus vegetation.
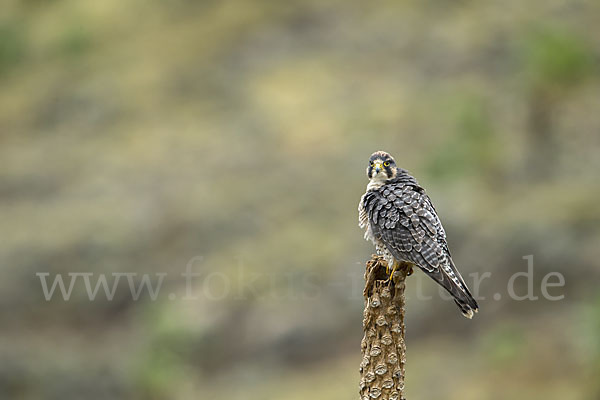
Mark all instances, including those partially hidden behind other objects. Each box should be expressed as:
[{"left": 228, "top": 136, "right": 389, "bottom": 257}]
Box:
[{"left": 1, "top": 0, "right": 599, "bottom": 399}]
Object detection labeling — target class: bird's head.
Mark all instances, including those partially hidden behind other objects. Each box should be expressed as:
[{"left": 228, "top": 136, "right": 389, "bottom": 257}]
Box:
[{"left": 366, "top": 151, "right": 398, "bottom": 182}]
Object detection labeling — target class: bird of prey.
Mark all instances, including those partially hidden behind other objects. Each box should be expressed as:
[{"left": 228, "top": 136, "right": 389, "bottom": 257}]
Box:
[{"left": 359, "top": 151, "right": 479, "bottom": 318}]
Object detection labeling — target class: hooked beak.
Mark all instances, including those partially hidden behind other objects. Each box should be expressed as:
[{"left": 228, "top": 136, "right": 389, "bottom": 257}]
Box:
[{"left": 374, "top": 163, "right": 382, "bottom": 174}]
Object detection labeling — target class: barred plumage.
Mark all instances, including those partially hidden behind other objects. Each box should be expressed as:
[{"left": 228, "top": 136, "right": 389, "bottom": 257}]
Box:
[{"left": 359, "top": 151, "right": 479, "bottom": 318}]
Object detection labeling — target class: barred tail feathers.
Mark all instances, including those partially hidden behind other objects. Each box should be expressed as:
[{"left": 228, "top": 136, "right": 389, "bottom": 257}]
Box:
[{"left": 423, "top": 258, "right": 479, "bottom": 319}]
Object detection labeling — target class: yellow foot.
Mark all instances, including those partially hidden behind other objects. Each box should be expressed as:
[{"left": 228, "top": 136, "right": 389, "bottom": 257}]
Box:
[{"left": 388, "top": 262, "right": 398, "bottom": 283}]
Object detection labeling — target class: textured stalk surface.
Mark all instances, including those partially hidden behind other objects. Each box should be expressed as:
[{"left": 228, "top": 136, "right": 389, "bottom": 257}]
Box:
[{"left": 360, "top": 255, "right": 410, "bottom": 400}]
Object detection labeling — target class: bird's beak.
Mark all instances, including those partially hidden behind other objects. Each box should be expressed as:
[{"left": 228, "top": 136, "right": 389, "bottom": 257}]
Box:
[{"left": 374, "top": 163, "right": 382, "bottom": 174}]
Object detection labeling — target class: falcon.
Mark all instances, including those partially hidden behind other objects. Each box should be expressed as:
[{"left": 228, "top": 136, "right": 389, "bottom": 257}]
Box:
[{"left": 359, "top": 151, "right": 479, "bottom": 318}]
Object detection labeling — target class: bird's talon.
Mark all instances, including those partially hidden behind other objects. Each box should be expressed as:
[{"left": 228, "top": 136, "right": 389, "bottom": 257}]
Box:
[{"left": 388, "top": 262, "right": 398, "bottom": 283}]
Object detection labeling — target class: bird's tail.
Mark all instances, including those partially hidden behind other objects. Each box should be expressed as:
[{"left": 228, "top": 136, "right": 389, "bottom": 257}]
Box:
[{"left": 425, "top": 258, "right": 479, "bottom": 319}]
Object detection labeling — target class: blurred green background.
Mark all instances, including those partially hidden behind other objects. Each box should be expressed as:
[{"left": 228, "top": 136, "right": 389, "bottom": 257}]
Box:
[{"left": 1, "top": 0, "right": 600, "bottom": 399}]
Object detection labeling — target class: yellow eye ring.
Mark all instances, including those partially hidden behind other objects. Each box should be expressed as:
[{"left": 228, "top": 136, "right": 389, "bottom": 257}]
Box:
[{"left": 384, "top": 161, "right": 390, "bottom": 167}]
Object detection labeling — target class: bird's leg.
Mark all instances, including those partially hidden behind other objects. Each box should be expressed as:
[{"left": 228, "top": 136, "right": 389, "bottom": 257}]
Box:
[{"left": 388, "top": 261, "right": 399, "bottom": 283}]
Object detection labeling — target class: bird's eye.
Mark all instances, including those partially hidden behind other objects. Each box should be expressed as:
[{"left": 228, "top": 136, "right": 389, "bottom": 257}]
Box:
[
  {"left": 384, "top": 161, "right": 390, "bottom": 167},
  {"left": 369, "top": 161, "right": 374, "bottom": 166}
]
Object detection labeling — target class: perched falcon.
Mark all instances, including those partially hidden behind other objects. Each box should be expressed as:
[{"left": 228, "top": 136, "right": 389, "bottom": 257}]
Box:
[{"left": 359, "top": 151, "right": 479, "bottom": 318}]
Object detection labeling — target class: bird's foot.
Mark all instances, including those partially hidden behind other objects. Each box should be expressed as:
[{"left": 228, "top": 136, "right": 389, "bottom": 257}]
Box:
[{"left": 387, "top": 262, "right": 398, "bottom": 285}]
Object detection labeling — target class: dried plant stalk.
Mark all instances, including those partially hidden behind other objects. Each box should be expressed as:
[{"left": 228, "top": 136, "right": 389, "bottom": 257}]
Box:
[{"left": 360, "top": 255, "right": 411, "bottom": 400}]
